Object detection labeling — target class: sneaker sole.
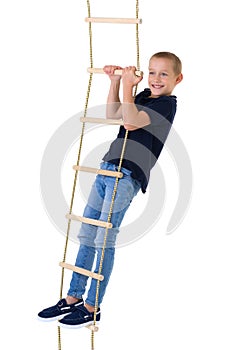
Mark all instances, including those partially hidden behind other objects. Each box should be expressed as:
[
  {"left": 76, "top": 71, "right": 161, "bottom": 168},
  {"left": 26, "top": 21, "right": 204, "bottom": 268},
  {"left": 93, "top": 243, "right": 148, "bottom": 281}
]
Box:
[
  {"left": 37, "top": 312, "right": 72, "bottom": 322},
  {"left": 58, "top": 320, "right": 100, "bottom": 330}
]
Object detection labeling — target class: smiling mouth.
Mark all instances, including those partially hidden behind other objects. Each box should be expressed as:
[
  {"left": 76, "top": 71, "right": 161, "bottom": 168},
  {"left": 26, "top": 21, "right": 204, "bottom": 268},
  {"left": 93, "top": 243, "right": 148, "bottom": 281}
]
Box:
[{"left": 151, "top": 84, "right": 164, "bottom": 89}]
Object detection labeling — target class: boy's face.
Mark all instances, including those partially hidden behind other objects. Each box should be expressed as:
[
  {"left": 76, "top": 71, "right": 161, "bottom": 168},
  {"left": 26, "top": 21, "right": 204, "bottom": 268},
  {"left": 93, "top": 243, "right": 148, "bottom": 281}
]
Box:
[{"left": 148, "top": 57, "right": 183, "bottom": 97}]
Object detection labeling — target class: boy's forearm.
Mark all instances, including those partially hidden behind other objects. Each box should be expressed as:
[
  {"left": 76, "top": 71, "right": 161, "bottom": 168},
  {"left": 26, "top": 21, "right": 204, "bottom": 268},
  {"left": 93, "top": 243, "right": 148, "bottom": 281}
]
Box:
[
  {"left": 106, "top": 80, "right": 122, "bottom": 119},
  {"left": 122, "top": 84, "right": 150, "bottom": 130},
  {"left": 122, "top": 85, "right": 137, "bottom": 126}
]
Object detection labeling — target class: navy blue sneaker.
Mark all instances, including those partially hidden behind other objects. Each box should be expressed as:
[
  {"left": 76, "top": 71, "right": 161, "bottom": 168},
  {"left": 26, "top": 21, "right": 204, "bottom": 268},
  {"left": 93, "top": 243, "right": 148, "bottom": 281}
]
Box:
[
  {"left": 58, "top": 304, "right": 101, "bottom": 329},
  {"left": 38, "top": 298, "right": 83, "bottom": 321}
]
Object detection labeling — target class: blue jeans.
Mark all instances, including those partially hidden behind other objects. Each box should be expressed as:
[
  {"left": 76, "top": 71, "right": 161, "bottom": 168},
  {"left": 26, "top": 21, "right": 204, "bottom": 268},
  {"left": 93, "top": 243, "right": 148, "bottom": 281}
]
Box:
[{"left": 67, "top": 162, "right": 141, "bottom": 306}]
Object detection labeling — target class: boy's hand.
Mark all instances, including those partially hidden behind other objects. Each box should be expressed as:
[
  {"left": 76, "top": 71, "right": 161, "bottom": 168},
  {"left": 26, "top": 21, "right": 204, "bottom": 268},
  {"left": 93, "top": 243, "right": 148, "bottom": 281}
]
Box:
[
  {"left": 103, "top": 65, "right": 123, "bottom": 81},
  {"left": 122, "top": 66, "right": 143, "bottom": 87}
]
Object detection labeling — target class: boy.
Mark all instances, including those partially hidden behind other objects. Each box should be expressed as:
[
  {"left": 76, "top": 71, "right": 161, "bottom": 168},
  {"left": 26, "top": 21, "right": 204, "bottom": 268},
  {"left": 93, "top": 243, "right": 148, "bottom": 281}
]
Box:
[{"left": 38, "top": 52, "right": 183, "bottom": 328}]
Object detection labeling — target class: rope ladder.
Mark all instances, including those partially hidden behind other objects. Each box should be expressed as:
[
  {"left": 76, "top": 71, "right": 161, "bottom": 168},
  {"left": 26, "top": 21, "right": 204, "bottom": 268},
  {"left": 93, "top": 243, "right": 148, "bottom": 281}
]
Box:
[{"left": 57, "top": 1, "right": 142, "bottom": 349}]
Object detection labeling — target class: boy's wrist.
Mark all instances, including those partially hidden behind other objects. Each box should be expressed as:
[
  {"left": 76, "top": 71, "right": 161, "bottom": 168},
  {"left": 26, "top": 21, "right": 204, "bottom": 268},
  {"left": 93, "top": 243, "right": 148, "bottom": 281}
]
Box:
[{"left": 110, "top": 80, "right": 121, "bottom": 88}]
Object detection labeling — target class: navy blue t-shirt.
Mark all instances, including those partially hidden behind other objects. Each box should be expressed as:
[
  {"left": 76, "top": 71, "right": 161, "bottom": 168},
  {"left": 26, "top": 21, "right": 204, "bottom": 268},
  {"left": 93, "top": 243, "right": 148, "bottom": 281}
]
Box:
[{"left": 103, "top": 88, "right": 177, "bottom": 193}]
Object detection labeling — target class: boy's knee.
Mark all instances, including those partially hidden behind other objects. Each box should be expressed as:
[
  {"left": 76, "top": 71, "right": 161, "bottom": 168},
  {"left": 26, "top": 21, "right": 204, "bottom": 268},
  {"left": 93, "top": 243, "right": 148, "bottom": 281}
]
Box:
[
  {"left": 94, "top": 228, "right": 119, "bottom": 248},
  {"left": 78, "top": 224, "right": 96, "bottom": 247}
]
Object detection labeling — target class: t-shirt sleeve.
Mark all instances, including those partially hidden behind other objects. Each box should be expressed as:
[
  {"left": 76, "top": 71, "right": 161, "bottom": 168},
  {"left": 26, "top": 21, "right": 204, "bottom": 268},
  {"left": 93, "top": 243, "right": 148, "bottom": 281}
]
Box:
[{"left": 136, "top": 98, "right": 175, "bottom": 129}]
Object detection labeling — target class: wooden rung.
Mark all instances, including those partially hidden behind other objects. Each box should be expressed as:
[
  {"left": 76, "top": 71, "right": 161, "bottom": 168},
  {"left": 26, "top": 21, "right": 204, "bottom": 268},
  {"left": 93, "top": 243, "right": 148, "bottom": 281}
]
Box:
[
  {"left": 86, "top": 324, "right": 99, "bottom": 332},
  {"left": 66, "top": 214, "right": 113, "bottom": 229},
  {"left": 59, "top": 262, "right": 104, "bottom": 281},
  {"left": 80, "top": 117, "right": 124, "bottom": 126},
  {"left": 87, "top": 67, "right": 142, "bottom": 77},
  {"left": 85, "top": 17, "right": 142, "bottom": 24},
  {"left": 73, "top": 165, "right": 123, "bottom": 178}
]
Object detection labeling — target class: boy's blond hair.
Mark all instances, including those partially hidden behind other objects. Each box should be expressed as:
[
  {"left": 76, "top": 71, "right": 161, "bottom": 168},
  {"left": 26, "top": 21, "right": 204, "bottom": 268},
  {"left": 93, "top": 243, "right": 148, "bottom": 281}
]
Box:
[{"left": 150, "top": 52, "right": 182, "bottom": 76}]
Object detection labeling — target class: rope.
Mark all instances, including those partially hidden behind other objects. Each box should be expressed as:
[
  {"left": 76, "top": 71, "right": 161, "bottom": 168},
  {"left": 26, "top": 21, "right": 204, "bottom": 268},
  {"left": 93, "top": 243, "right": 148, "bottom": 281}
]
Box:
[
  {"left": 134, "top": 0, "right": 140, "bottom": 97},
  {"left": 91, "top": 130, "right": 129, "bottom": 350},
  {"left": 57, "top": 1, "right": 93, "bottom": 349}
]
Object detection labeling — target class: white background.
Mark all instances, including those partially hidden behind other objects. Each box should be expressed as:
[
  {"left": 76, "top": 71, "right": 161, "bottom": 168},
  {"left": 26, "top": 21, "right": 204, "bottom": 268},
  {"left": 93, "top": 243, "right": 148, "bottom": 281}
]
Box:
[{"left": 1, "top": 0, "right": 233, "bottom": 349}]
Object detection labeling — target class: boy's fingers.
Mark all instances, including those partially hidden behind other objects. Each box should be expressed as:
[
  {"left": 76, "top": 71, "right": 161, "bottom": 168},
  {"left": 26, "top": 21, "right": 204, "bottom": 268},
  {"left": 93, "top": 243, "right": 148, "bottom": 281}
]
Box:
[{"left": 103, "top": 65, "right": 123, "bottom": 75}]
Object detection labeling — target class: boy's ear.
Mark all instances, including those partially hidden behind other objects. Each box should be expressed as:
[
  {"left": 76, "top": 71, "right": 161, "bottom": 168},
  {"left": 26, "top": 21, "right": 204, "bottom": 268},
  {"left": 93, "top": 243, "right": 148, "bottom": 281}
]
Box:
[{"left": 176, "top": 73, "right": 183, "bottom": 85}]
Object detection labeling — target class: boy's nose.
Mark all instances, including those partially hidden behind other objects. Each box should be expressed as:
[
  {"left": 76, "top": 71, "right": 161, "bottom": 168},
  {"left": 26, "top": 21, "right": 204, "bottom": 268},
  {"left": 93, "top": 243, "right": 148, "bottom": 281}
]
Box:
[{"left": 153, "top": 75, "right": 160, "bottom": 82}]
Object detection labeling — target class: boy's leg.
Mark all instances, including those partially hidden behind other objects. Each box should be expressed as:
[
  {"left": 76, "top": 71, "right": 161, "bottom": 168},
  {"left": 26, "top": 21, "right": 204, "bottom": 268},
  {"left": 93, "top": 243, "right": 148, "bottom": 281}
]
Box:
[
  {"left": 85, "top": 169, "right": 141, "bottom": 307},
  {"left": 67, "top": 244, "right": 96, "bottom": 299},
  {"left": 85, "top": 247, "right": 114, "bottom": 311},
  {"left": 67, "top": 174, "right": 106, "bottom": 299},
  {"left": 37, "top": 175, "right": 105, "bottom": 321}
]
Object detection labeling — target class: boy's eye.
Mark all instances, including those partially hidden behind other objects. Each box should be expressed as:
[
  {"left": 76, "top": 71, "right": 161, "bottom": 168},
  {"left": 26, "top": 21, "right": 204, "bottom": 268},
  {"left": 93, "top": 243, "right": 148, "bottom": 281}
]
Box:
[
  {"left": 149, "top": 71, "right": 155, "bottom": 75},
  {"left": 161, "top": 72, "right": 168, "bottom": 77}
]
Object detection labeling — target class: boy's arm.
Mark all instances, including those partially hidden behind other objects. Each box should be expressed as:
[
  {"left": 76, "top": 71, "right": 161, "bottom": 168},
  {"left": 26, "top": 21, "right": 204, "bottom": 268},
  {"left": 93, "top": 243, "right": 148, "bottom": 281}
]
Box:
[
  {"left": 104, "top": 65, "right": 123, "bottom": 120},
  {"left": 122, "top": 66, "right": 150, "bottom": 130}
]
